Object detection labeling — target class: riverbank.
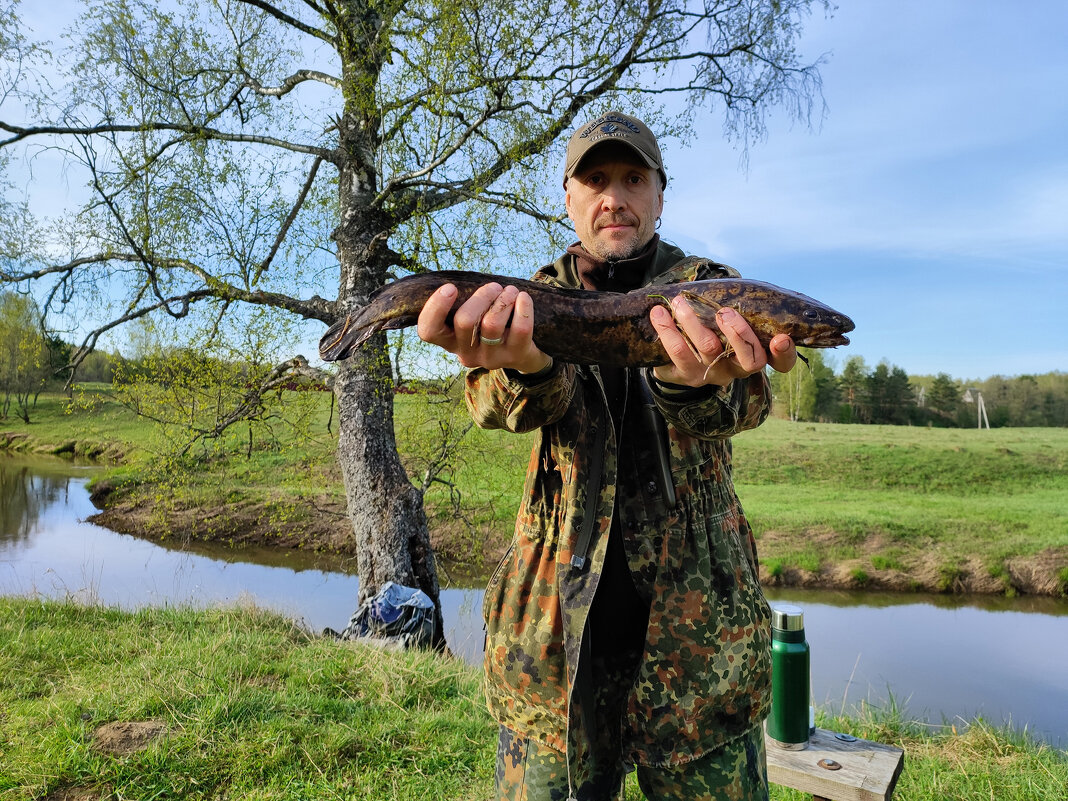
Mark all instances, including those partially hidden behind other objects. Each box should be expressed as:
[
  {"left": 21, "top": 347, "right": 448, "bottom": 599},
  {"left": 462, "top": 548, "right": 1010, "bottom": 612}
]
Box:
[
  {"left": 2, "top": 389, "right": 1067, "bottom": 596},
  {"left": 1, "top": 598, "right": 1064, "bottom": 801}
]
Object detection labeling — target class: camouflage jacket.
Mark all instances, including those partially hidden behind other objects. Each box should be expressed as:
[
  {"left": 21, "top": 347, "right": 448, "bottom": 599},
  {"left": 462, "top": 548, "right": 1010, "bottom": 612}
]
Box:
[{"left": 467, "top": 241, "right": 773, "bottom": 775}]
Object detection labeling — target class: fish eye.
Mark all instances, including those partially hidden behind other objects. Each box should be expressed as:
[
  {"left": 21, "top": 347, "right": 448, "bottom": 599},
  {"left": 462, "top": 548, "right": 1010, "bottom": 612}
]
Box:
[{"left": 803, "top": 309, "right": 820, "bottom": 320}]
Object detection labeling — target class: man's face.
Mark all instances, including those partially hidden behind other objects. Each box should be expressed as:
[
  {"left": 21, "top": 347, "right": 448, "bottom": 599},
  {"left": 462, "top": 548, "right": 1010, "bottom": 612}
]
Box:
[{"left": 565, "top": 143, "right": 665, "bottom": 261}]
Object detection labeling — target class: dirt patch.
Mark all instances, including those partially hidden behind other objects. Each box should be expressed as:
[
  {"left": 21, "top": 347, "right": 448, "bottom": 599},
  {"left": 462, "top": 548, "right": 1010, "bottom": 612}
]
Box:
[
  {"left": 88, "top": 488, "right": 357, "bottom": 556},
  {"left": 92, "top": 720, "right": 166, "bottom": 756},
  {"left": 43, "top": 789, "right": 111, "bottom": 801},
  {"left": 89, "top": 484, "right": 510, "bottom": 573},
  {"left": 755, "top": 528, "right": 1066, "bottom": 597},
  {"left": 427, "top": 517, "right": 509, "bottom": 584},
  {"left": 1005, "top": 547, "right": 1068, "bottom": 596},
  {"left": 87, "top": 488, "right": 1067, "bottom": 598}
]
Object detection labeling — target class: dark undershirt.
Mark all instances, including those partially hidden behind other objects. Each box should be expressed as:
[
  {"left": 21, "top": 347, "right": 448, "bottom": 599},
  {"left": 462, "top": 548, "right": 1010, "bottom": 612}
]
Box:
[{"left": 573, "top": 239, "right": 656, "bottom": 658}]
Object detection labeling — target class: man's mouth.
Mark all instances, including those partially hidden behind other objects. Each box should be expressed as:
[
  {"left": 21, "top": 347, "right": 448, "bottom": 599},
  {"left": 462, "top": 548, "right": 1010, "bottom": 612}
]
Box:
[{"left": 597, "top": 215, "right": 636, "bottom": 231}]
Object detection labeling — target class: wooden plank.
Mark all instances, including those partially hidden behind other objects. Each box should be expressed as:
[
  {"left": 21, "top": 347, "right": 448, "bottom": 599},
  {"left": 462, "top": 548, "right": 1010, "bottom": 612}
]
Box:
[{"left": 765, "top": 727, "right": 905, "bottom": 801}]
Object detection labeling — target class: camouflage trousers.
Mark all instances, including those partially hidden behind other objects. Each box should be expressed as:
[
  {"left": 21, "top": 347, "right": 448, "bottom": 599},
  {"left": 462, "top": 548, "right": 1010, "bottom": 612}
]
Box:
[
  {"left": 495, "top": 647, "right": 767, "bottom": 801},
  {"left": 494, "top": 722, "right": 769, "bottom": 801}
]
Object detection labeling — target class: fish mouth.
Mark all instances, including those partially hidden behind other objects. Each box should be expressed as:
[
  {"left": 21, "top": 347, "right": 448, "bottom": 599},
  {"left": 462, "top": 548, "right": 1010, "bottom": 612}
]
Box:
[{"left": 800, "top": 334, "right": 850, "bottom": 347}]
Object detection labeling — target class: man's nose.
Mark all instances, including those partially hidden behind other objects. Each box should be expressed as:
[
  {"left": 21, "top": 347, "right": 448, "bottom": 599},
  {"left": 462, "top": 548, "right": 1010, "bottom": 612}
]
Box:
[{"left": 600, "top": 181, "right": 627, "bottom": 211}]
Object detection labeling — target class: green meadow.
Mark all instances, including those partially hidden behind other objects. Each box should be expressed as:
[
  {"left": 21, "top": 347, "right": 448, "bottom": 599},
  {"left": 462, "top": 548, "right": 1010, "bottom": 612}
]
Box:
[
  {"left": 1, "top": 599, "right": 1064, "bottom": 801},
  {"left": 1, "top": 387, "right": 1066, "bottom": 594},
  {"left": 2, "top": 392, "right": 1066, "bottom": 798}
]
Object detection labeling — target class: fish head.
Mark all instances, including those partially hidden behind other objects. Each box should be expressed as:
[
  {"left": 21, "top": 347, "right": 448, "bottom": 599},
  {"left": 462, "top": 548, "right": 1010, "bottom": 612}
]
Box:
[{"left": 792, "top": 301, "right": 855, "bottom": 347}]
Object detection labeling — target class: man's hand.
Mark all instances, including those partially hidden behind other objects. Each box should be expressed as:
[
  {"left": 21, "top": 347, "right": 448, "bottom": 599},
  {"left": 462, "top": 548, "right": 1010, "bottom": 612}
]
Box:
[
  {"left": 417, "top": 281, "right": 553, "bottom": 375},
  {"left": 649, "top": 296, "right": 797, "bottom": 388}
]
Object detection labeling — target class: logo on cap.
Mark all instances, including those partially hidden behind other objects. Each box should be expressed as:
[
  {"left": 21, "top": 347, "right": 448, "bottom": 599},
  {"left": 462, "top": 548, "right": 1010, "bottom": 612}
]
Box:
[{"left": 564, "top": 110, "right": 665, "bottom": 186}]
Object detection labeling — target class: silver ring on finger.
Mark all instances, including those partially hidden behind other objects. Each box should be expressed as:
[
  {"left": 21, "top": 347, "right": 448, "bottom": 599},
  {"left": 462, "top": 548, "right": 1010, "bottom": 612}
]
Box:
[{"left": 480, "top": 335, "right": 504, "bottom": 346}]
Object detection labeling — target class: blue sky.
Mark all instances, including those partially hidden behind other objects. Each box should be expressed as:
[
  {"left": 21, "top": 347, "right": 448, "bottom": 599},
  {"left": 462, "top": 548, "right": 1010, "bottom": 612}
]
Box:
[
  {"left": 659, "top": 1, "right": 1068, "bottom": 380},
  {"left": 10, "top": 1, "right": 1066, "bottom": 381}
]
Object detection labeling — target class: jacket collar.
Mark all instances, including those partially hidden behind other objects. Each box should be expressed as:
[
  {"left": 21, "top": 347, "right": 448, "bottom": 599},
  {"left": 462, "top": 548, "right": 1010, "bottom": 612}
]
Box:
[
  {"left": 540, "top": 236, "right": 688, "bottom": 291},
  {"left": 568, "top": 235, "right": 660, "bottom": 291}
]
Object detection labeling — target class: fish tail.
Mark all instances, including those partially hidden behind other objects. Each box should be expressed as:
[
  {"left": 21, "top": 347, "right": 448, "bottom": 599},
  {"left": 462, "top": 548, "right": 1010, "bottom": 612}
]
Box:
[
  {"left": 319, "top": 292, "right": 423, "bottom": 362},
  {"left": 319, "top": 313, "right": 373, "bottom": 361}
]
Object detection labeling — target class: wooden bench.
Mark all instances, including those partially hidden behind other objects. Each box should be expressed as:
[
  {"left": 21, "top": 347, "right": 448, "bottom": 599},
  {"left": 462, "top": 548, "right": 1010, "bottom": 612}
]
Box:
[{"left": 765, "top": 728, "right": 905, "bottom": 801}]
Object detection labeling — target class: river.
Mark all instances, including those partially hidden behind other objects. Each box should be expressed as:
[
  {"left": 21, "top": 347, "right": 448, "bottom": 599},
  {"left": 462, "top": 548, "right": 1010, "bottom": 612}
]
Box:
[{"left": 2, "top": 455, "right": 1065, "bottom": 747}]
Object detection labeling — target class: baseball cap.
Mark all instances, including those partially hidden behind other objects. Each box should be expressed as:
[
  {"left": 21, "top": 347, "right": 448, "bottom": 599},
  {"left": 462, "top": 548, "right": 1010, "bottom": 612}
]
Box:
[{"left": 563, "top": 110, "right": 666, "bottom": 187}]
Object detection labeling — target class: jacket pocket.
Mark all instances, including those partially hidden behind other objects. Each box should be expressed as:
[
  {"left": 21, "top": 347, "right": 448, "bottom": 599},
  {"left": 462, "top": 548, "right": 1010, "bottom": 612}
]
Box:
[{"left": 482, "top": 538, "right": 516, "bottom": 624}]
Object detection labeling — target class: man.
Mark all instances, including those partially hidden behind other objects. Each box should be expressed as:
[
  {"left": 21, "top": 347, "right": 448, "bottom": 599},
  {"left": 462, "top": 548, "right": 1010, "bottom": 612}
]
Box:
[{"left": 418, "top": 110, "right": 796, "bottom": 800}]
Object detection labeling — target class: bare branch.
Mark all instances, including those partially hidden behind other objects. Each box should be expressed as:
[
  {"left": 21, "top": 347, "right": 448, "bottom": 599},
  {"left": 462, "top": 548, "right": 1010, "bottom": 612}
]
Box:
[
  {"left": 375, "top": 103, "right": 499, "bottom": 205},
  {"left": 243, "top": 68, "right": 342, "bottom": 96},
  {"left": 252, "top": 156, "right": 324, "bottom": 284},
  {"left": 8, "top": 249, "right": 335, "bottom": 325},
  {"left": 0, "top": 120, "right": 335, "bottom": 161},
  {"left": 172, "top": 355, "right": 333, "bottom": 457},
  {"left": 232, "top": 0, "right": 334, "bottom": 45}
]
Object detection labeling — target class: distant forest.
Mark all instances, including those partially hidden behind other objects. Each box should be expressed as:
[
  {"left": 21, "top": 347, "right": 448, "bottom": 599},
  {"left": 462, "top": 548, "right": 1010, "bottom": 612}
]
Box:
[
  {"left": 3, "top": 317, "right": 1065, "bottom": 429},
  {"left": 770, "top": 351, "right": 1067, "bottom": 428}
]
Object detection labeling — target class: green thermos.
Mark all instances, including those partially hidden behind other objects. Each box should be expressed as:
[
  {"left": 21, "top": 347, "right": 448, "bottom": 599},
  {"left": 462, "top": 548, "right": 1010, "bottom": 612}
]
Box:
[{"left": 766, "top": 604, "right": 810, "bottom": 749}]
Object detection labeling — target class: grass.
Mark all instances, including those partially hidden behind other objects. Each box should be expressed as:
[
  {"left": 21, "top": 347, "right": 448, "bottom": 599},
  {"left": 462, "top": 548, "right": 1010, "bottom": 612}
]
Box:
[
  {"left": 0, "top": 598, "right": 1064, "bottom": 801},
  {"left": 731, "top": 420, "right": 1068, "bottom": 593},
  {"left": 0, "top": 598, "right": 495, "bottom": 801},
  {"left": 2, "top": 389, "right": 1067, "bottom": 593}
]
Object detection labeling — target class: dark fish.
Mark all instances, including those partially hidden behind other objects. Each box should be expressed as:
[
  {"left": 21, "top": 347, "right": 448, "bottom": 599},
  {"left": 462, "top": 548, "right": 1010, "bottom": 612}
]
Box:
[{"left": 319, "top": 270, "right": 854, "bottom": 367}]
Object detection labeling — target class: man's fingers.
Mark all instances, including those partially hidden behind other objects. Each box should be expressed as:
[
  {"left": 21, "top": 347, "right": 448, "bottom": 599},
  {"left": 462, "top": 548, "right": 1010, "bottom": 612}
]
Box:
[
  {"left": 477, "top": 285, "right": 519, "bottom": 344},
  {"left": 650, "top": 304, "right": 701, "bottom": 364},
  {"left": 509, "top": 291, "right": 536, "bottom": 342},
  {"left": 714, "top": 307, "right": 765, "bottom": 373},
  {"left": 671, "top": 296, "right": 724, "bottom": 363},
  {"left": 451, "top": 282, "right": 505, "bottom": 345},
  {"left": 417, "top": 283, "right": 459, "bottom": 345},
  {"left": 768, "top": 334, "right": 798, "bottom": 373}
]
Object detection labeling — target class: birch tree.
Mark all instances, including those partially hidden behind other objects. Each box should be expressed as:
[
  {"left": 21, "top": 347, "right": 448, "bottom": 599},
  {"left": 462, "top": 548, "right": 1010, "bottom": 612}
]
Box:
[
  {"left": 0, "top": 291, "right": 46, "bottom": 421},
  {"left": 1, "top": 0, "right": 827, "bottom": 647}
]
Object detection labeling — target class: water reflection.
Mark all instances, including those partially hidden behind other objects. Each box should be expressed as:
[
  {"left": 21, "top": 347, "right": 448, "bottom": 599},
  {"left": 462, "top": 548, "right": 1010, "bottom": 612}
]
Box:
[
  {"left": 0, "top": 455, "right": 487, "bottom": 661},
  {"left": 1, "top": 454, "right": 1065, "bottom": 747},
  {"left": 0, "top": 458, "right": 85, "bottom": 545}
]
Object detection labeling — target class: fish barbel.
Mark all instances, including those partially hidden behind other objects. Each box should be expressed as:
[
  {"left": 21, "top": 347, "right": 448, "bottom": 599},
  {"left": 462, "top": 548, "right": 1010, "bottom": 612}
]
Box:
[{"left": 319, "top": 270, "right": 854, "bottom": 367}]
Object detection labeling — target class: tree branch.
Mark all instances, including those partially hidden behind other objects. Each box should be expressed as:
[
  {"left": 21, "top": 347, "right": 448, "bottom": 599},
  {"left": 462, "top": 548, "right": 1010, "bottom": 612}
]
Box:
[
  {"left": 243, "top": 68, "right": 342, "bottom": 96},
  {"left": 232, "top": 0, "right": 334, "bottom": 45},
  {"left": 0, "top": 121, "right": 335, "bottom": 162},
  {"left": 172, "top": 355, "right": 333, "bottom": 457},
  {"left": 252, "top": 155, "right": 324, "bottom": 284}
]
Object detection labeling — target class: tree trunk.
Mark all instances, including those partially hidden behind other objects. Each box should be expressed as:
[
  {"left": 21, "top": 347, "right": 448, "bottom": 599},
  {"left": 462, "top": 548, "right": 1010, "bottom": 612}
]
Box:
[
  {"left": 333, "top": 343, "right": 446, "bottom": 650},
  {"left": 332, "top": 91, "right": 447, "bottom": 647}
]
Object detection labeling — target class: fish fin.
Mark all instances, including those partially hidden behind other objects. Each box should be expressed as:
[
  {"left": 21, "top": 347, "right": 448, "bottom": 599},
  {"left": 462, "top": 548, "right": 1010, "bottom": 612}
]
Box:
[
  {"left": 680, "top": 289, "right": 728, "bottom": 332},
  {"left": 651, "top": 290, "right": 727, "bottom": 368},
  {"left": 681, "top": 289, "right": 723, "bottom": 309},
  {"left": 319, "top": 315, "right": 356, "bottom": 361},
  {"left": 700, "top": 344, "right": 735, "bottom": 382},
  {"left": 470, "top": 312, "right": 482, "bottom": 349}
]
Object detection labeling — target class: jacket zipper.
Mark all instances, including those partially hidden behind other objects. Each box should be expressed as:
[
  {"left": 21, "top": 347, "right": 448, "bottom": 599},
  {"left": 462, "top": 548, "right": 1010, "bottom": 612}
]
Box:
[
  {"left": 565, "top": 368, "right": 614, "bottom": 798},
  {"left": 570, "top": 414, "right": 608, "bottom": 570}
]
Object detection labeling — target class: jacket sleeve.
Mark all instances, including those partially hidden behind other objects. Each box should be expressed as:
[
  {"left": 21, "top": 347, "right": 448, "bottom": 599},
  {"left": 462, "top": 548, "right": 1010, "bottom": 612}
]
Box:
[
  {"left": 464, "top": 362, "right": 577, "bottom": 433},
  {"left": 648, "top": 370, "right": 772, "bottom": 439}
]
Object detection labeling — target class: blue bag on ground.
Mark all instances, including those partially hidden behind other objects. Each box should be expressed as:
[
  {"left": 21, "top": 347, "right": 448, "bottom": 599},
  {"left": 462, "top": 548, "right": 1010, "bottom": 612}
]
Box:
[{"left": 330, "top": 581, "right": 436, "bottom": 650}]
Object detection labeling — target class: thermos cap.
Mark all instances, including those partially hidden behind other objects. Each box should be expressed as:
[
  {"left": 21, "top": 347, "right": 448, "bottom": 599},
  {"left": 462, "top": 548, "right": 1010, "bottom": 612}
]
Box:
[{"left": 771, "top": 604, "right": 805, "bottom": 631}]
